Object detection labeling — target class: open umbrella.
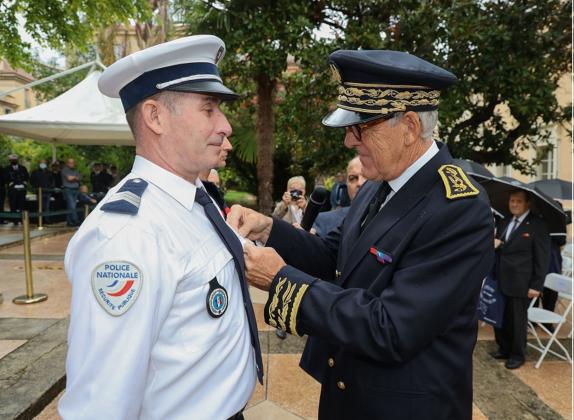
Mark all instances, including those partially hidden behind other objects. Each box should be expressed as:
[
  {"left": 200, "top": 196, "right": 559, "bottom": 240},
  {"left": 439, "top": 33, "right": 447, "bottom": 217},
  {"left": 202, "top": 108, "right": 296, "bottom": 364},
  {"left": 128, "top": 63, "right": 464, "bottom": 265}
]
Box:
[
  {"left": 481, "top": 176, "right": 567, "bottom": 233},
  {"left": 453, "top": 159, "right": 493, "bottom": 183},
  {"left": 529, "top": 179, "right": 572, "bottom": 201}
]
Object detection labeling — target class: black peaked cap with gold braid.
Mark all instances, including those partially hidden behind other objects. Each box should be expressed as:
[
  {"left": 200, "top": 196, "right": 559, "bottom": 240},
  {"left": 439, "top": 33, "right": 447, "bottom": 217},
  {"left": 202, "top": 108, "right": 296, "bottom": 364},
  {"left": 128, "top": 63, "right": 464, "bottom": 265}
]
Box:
[{"left": 322, "top": 50, "right": 457, "bottom": 127}]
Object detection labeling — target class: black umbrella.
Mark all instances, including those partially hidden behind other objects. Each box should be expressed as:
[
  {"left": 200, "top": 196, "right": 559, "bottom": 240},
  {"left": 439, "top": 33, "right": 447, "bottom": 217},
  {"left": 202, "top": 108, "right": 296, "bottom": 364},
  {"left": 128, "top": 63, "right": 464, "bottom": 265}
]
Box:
[
  {"left": 481, "top": 176, "right": 567, "bottom": 233},
  {"left": 529, "top": 179, "right": 572, "bottom": 201},
  {"left": 453, "top": 159, "right": 493, "bottom": 183}
]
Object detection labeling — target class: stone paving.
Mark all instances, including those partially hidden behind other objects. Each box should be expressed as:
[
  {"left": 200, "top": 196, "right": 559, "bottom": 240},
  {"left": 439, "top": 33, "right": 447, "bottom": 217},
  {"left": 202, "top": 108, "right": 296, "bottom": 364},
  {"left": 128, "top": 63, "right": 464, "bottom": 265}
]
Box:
[{"left": 0, "top": 231, "right": 571, "bottom": 419}]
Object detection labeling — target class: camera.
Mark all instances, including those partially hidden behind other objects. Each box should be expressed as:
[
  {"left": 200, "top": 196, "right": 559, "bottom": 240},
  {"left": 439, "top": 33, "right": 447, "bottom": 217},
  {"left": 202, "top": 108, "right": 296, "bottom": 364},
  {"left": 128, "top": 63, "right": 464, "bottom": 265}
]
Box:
[{"left": 290, "top": 190, "right": 303, "bottom": 201}]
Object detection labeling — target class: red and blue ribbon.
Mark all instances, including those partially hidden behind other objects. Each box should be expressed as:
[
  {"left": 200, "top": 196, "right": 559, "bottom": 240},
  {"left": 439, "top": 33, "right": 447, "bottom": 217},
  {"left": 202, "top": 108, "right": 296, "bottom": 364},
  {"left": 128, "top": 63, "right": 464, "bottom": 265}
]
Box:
[{"left": 370, "top": 247, "right": 393, "bottom": 264}]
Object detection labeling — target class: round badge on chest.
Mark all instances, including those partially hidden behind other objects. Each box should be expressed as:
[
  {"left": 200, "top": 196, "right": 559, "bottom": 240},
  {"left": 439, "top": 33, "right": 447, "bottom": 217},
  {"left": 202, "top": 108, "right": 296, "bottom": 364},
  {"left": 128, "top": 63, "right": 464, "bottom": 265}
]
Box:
[{"left": 206, "top": 277, "right": 228, "bottom": 318}]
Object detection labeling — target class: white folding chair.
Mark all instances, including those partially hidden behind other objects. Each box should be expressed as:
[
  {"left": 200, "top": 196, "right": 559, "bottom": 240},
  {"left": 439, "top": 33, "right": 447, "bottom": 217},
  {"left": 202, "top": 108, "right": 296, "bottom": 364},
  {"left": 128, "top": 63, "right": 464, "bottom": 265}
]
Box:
[
  {"left": 560, "top": 243, "right": 572, "bottom": 338},
  {"left": 527, "top": 273, "right": 573, "bottom": 368}
]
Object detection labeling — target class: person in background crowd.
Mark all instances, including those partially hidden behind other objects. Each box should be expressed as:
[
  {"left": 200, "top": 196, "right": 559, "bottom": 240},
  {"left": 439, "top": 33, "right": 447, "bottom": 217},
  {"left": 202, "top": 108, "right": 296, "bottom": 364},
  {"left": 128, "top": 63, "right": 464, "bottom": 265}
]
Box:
[
  {"left": 51, "top": 162, "right": 63, "bottom": 189},
  {"left": 50, "top": 161, "right": 65, "bottom": 217},
  {"left": 272, "top": 176, "right": 307, "bottom": 225},
  {"left": 493, "top": 190, "right": 550, "bottom": 369},
  {"left": 90, "top": 163, "right": 111, "bottom": 201},
  {"left": 5, "top": 153, "right": 29, "bottom": 225},
  {"left": 312, "top": 156, "right": 365, "bottom": 237},
  {"left": 77, "top": 185, "right": 98, "bottom": 206},
  {"left": 30, "top": 159, "right": 55, "bottom": 223},
  {"left": 109, "top": 165, "right": 119, "bottom": 187},
  {"left": 329, "top": 171, "right": 350, "bottom": 209},
  {"left": 61, "top": 158, "right": 81, "bottom": 227},
  {"left": 198, "top": 136, "right": 233, "bottom": 216},
  {"left": 207, "top": 168, "right": 221, "bottom": 187}
]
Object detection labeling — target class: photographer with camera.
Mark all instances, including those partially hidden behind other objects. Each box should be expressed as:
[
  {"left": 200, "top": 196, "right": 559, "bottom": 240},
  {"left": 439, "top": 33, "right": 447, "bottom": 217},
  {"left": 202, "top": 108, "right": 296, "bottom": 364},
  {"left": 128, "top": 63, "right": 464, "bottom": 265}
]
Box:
[{"left": 272, "top": 176, "right": 308, "bottom": 225}]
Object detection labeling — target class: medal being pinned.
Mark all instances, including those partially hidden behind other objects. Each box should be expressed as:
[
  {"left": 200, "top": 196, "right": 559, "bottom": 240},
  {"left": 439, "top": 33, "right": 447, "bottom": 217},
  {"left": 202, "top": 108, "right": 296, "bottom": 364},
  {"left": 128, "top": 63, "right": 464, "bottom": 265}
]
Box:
[{"left": 206, "top": 277, "right": 228, "bottom": 318}]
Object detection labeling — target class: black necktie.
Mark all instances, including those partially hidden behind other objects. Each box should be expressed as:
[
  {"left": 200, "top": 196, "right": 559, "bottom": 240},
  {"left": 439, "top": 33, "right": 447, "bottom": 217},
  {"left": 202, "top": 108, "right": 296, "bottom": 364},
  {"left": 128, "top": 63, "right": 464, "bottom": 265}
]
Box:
[
  {"left": 361, "top": 181, "right": 392, "bottom": 232},
  {"left": 195, "top": 187, "right": 263, "bottom": 384},
  {"left": 505, "top": 218, "right": 519, "bottom": 241}
]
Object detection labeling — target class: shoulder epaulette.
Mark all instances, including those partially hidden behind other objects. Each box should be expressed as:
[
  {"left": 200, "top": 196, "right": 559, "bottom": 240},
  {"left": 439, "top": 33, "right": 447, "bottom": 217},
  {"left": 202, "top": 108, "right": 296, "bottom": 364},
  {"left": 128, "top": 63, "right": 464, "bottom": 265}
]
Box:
[
  {"left": 101, "top": 178, "right": 148, "bottom": 215},
  {"left": 438, "top": 164, "right": 479, "bottom": 200}
]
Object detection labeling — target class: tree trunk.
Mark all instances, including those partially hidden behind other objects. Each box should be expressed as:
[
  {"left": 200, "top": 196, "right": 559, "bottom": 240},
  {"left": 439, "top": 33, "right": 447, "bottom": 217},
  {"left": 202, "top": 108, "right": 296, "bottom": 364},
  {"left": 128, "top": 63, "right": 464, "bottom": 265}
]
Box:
[{"left": 255, "top": 74, "right": 276, "bottom": 215}]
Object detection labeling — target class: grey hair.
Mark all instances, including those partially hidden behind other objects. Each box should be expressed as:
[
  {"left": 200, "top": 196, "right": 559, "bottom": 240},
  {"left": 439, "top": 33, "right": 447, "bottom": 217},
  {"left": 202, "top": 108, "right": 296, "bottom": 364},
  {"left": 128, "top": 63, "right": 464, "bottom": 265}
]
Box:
[
  {"left": 287, "top": 176, "right": 306, "bottom": 189},
  {"left": 387, "top": 110, "right": 438, "bottom": 140}
]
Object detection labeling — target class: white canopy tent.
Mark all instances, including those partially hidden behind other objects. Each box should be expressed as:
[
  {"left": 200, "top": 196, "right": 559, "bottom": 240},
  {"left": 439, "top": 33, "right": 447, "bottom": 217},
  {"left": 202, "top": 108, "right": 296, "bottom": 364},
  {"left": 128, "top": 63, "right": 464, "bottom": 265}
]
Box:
[{"left": 0, "top": 70, "right": 134, "bottom": 146}]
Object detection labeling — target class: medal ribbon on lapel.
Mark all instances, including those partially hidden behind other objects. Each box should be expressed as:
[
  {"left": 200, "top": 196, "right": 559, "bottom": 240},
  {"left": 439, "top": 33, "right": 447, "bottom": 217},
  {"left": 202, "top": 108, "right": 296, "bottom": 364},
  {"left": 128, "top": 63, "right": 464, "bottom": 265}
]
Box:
[{"left": 370, "top": 247, "right": 393, "bottom": 264}]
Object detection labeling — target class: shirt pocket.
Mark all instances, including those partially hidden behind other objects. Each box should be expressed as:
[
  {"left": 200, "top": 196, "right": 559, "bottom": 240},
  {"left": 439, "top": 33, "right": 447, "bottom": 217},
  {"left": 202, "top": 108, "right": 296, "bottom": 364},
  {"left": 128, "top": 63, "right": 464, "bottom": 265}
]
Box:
[{"left": 171, "top": 245, "right": 241, "bottom": 353}]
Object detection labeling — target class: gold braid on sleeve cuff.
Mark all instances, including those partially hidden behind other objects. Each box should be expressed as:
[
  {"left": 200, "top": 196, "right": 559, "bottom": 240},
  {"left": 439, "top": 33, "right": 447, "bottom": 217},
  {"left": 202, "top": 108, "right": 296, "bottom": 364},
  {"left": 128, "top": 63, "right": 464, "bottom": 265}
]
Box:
[{"left": 264, "top": 275, "right": 310, "bottom": 336}]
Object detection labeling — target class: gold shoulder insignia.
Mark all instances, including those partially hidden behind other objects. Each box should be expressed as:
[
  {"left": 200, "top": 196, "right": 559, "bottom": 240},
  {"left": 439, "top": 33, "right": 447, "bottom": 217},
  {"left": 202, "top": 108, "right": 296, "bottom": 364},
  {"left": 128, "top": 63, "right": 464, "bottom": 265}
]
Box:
[
  {"left": 438, "top": 164, "right": 480, "bottom": 200},
  {"left": 330, "top": 63, "right": 342, "bottom": 83},
  {"left": 265, "top": 276, "right": 309, "bottom": 336}
]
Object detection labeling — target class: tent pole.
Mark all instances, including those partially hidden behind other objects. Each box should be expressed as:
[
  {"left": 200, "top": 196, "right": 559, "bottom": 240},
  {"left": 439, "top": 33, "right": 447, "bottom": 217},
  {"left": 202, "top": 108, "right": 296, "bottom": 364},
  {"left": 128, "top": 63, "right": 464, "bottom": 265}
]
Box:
[
  {"left": 0, "top": 61, "right": 97, "bottom": 100},
  {"left": 51, "top": 144, "right": 57, "bottom": 163}
]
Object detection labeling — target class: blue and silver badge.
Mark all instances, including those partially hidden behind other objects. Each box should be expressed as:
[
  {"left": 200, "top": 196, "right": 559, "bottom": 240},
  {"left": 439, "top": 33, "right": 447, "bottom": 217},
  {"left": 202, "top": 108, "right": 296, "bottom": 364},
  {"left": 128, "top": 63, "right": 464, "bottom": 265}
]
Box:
[{"left": 206, "top": 277, "right": 228, "bottom": 318}]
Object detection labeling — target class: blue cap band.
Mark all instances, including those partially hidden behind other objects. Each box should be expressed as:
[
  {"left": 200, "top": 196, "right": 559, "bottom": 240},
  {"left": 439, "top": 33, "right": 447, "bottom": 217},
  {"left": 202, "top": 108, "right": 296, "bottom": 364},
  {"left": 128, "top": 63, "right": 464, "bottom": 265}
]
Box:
[{"left": 119, "top": 62, "right": 221, "bottom": 111}]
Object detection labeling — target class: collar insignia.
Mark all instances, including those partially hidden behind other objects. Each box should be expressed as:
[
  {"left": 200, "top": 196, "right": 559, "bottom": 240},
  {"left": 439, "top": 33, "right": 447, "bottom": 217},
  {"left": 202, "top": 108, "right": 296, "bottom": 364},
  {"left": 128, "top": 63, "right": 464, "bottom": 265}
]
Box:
[{"left": 438, "top": 165, "right": 479, "bottom": 200}]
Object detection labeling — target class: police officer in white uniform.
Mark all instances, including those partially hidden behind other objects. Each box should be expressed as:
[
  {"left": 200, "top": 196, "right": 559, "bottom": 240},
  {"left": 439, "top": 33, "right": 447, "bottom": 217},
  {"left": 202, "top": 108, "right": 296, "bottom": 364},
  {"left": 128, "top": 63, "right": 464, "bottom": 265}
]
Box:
[{"left": 59, "top": 35, "right": 262, "bottom": 420}]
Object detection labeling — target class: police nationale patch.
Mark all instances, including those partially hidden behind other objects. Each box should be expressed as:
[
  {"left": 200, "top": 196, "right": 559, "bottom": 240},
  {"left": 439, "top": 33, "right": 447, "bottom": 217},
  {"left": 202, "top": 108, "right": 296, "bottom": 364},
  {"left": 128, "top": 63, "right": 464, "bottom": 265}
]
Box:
[
  {"left": 91, "top": 261, "right": 143, "bottom": 316},
  {"left": 438, "top": 164, "right": 480, "bottom": 200}
]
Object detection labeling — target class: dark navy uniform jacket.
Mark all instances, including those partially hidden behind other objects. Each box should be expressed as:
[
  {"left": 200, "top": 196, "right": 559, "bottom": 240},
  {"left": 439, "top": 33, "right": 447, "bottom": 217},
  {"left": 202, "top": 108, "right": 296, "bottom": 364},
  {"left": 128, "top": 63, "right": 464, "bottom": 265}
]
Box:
[{"left": 265, "top": 143, "right": 494, "bottom": 420}]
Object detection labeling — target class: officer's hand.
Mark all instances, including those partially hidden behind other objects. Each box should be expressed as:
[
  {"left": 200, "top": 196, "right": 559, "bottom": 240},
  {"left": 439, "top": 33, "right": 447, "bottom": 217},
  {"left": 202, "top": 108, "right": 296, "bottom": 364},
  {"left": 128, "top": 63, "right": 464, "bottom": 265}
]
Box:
[
  {"left": 228, "top": 204, "right": 273, "bottom": 243},
  {"left": 527, "top": 289, "right": 540, "bottom": 299},
  {"left": 243, "top": 243, "right": 285, "bottom": 291}
]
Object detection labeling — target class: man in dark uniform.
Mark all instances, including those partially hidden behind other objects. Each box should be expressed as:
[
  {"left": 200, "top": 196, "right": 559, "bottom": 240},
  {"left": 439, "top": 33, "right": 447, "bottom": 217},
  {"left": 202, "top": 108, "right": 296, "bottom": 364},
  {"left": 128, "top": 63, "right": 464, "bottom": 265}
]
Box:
[
  {"left": 492, "top": 190, "right": 550, "bottom": 369},
  {"left": 30, "top": 159, "right": 55, "bottom": 222},
  {"left": 90, "top": 162, "right": 111, "bottom": 201},
  {"left": 229, "top": 50, "right": 494, "bottom": 420},
  {"left": 5, "top": 154, "right": 30, "bottom": 224}
]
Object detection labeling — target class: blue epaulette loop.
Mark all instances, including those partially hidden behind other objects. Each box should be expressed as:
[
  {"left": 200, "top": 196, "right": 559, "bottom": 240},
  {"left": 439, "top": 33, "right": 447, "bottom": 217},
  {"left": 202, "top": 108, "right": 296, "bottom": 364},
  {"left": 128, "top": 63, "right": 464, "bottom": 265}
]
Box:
[{"left": 101, "top": 178, "right": 148, "bottom": 215}]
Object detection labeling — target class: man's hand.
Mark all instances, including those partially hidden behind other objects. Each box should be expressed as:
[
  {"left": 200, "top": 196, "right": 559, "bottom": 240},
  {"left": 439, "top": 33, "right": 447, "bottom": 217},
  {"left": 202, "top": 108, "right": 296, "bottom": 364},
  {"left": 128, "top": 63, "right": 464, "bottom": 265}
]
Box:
[
  {"left": 243, "top": 243, "right": 286, "bottom": 291},
  {"left": 494, "top": 238, "right": 503, "bottom": 248},
  {"left": 527, "top": 289, "right": 540, "bottom": 299},
  {"left": 227, "top": 204, "right": 273, "bottom": 243},
  {"left": 281, "top": 191, "right": 291, "bottom": 206}
]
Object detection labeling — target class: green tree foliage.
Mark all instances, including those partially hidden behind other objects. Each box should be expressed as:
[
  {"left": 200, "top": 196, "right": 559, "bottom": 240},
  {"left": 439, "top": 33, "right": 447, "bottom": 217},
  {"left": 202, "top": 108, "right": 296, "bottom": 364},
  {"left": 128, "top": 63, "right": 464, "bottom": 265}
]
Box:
[
  {"left": 0, "top": 0, "right": 150, "bottom": 70},
  {"left": 176, "top": 0, "right": 570, "bottom": 208},
  {"left": 177, "top": 0, "right": 329, "bottom": 213}
]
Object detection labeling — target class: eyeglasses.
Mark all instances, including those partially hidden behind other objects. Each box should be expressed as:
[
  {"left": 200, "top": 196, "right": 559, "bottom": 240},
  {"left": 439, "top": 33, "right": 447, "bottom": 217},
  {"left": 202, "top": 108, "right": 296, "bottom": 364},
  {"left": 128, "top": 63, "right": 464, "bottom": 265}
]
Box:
[{"left": 345, "top": 114, "right": 394, "bottom": 141}]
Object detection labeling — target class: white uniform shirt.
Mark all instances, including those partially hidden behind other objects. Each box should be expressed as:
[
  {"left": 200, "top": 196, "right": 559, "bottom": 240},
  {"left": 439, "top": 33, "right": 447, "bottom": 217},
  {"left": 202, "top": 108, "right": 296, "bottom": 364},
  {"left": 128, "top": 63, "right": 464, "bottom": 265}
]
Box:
[{"left": 59, "top": 156, "right": 256, "bottom": 420}]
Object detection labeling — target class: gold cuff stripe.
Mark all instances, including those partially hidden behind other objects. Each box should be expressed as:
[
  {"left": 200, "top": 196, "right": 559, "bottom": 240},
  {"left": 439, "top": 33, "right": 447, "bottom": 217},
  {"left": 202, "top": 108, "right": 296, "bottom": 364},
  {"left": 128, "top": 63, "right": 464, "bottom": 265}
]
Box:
[
  {"left": 289, "top": 284, "right": 309, "bottom": 336},
  {"left": 438, "top": 164, "right": 480, "bottom": 200},
  {"left": 266, "top": 276, "right": 310, "bottom": 335}
]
